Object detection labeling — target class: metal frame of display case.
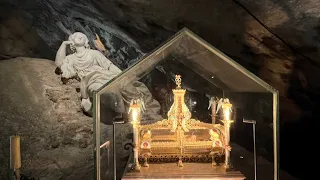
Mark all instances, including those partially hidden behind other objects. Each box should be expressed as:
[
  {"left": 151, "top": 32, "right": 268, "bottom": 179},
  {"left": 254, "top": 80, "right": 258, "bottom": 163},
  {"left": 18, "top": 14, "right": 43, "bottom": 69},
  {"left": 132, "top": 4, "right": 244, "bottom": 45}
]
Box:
[
  {"left": 243, "top": 119, "right": 257, "bottom": 180},
  {"left": 93, "top": 28, "right": 280, "bottom": 180}
]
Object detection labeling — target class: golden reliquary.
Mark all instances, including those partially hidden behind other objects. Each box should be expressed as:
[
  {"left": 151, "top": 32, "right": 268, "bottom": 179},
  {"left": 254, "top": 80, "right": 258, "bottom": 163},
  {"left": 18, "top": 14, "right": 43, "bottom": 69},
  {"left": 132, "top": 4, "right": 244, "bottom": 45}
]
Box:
[{"left": 128, "top": 75, "right": 233, "bottom": 170}]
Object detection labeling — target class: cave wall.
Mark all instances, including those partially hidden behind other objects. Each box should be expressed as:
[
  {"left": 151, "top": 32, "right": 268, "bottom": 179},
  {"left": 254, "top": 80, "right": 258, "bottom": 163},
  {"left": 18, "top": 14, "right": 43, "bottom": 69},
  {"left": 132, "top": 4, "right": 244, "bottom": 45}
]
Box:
[
  {"left": 0, "top": 58, "right": 97, "bottom": 179},
  {"left": 0, "top": 7, "right": 54, "bottom": 60},
  {"left": 90, "top": 0, "right": 319, "bottom": 118},
  {"left": 0, "top": 0, "right": 143, "bottom": 69},
  {"left": 1, "top": 0, "right": 318, "bottom": 112}
]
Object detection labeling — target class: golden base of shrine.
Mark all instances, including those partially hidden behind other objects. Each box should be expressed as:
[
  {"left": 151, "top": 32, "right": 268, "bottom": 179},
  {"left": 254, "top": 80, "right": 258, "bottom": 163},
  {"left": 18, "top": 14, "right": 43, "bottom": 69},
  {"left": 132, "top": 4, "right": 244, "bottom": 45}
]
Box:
[{"left": 122, "top": 162, "right": 245, "bottom": 180}]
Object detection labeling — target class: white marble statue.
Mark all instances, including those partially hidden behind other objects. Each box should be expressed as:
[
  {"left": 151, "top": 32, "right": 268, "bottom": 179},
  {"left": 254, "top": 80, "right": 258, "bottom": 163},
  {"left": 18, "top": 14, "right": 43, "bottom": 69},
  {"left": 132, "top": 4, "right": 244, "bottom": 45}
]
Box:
[
  {"left": 55, "top": 32, "right": 162, "bottom": 123},
  {"left": 55, "top": 32, "right": 121, "bottom": 112}
]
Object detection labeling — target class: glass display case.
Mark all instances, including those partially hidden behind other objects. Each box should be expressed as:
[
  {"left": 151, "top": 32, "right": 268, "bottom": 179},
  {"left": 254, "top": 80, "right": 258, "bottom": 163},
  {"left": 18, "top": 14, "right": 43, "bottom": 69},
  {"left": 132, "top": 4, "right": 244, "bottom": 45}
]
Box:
[{"left": 93, "top": 28, "right": 279, "bottom": 180}]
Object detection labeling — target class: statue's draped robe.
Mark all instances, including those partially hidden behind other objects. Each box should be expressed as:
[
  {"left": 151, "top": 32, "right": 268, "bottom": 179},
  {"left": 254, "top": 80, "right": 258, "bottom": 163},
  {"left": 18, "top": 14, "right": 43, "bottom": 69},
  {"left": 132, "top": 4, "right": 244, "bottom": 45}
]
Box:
[{"left": 60, "top": 49, "right": 162, "bottom": 124}]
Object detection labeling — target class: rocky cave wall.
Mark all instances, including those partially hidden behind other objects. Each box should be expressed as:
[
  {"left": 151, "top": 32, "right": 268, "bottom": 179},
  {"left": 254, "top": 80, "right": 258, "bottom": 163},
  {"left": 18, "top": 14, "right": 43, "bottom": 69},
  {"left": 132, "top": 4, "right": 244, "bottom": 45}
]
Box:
[
  {"left": 0, "top": 0, "right": 318, "bottom": 179},
  {"left": 0, "top": 58, "right": 94, "bottom": 179}
]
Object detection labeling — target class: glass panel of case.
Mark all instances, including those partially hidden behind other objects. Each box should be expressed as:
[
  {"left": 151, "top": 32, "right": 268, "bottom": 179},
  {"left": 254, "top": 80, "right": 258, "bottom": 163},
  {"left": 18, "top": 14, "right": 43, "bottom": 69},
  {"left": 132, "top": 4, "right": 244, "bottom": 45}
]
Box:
[{"left": 93, "top": 28, "right": 279, "bottom": 180}]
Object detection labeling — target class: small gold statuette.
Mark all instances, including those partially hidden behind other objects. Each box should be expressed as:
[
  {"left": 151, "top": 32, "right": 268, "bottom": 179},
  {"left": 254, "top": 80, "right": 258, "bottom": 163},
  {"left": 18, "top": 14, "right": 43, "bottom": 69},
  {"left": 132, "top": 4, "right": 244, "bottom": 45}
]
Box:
[{"left": 175, "top": 75, "right": 182, "bottom": 88}]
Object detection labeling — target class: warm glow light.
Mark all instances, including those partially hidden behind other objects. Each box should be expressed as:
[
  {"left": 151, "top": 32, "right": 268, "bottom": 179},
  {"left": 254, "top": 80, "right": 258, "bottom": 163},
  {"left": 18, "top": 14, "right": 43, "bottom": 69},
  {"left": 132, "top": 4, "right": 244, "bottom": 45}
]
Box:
[
  {"left": 132, "top": 109, "right": 138, "bottom": 123},
  {"left": 224, "top": 107, "right": 230, "bottom": 120},
  {"left": 128, "top": 102, "right": 142, "bottom": 170},
  {"left": 222, "top": 103, "right": 232, "bottom": 121}
]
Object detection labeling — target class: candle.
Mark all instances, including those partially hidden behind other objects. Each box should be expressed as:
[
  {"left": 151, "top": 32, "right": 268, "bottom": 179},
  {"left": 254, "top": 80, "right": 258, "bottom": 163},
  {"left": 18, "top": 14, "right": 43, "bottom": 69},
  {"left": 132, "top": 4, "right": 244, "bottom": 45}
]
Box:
[
  {"left": 221, "top": 101, "right": 233, "bottom": 169},
  {"left": 128, "top": 101, "right": 142, "bottom": 170},
  {"left": 129, "top": 103, "right": 141, "bottom": 125},
  {"left": 224, "top": 107, "right": 230, "bottom": 120},
  {"left": 222, "top": 103, "right": 232, "bottom": 121},
  {"left": 10, "top": 136, "right": 21, "bottom": 170},
  {"left": 132, "top": 108, "right": 138, "bottom": 123}
]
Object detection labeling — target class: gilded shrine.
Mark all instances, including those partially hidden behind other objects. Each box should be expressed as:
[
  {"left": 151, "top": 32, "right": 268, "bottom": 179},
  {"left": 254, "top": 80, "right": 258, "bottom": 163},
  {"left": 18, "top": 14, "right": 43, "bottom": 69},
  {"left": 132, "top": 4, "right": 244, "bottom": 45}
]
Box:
[
  {"left": 94, "top": 28, "right": 280, "bottom": 180},
  {"left": 123, "top": 75, "right": 244, "bottom": 179}
]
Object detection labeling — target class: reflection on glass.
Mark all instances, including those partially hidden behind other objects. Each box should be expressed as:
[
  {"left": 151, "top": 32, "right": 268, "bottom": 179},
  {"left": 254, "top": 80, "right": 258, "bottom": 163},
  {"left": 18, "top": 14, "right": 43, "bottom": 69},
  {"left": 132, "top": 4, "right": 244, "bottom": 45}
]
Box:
[{"left": 94, "top": 28, "right": 279, "bottom": 180}]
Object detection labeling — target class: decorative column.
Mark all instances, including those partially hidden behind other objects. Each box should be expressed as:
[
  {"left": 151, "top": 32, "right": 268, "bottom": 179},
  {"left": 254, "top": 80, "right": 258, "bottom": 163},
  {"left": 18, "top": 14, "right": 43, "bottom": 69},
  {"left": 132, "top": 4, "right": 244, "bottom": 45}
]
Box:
[
  {"left": 221, "top": 102, "right": 233, "bottom": 169},
  {"left": 129, "top": 102, "right": 142, "bottom": 171}
]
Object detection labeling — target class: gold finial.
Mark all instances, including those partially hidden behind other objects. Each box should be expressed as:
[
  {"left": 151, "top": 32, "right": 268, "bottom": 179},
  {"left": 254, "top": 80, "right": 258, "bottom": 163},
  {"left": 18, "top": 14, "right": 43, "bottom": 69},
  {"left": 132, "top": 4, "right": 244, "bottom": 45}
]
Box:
[{"left": 175, "top": 75, "right": 182, "bottom": 88}]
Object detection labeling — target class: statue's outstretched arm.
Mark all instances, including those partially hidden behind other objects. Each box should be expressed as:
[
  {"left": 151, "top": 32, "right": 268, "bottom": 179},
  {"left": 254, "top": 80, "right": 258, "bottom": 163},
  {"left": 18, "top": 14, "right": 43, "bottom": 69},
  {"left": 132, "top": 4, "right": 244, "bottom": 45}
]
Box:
[{"left": 55, "top": 41, "right": 73, "bottom": 67}]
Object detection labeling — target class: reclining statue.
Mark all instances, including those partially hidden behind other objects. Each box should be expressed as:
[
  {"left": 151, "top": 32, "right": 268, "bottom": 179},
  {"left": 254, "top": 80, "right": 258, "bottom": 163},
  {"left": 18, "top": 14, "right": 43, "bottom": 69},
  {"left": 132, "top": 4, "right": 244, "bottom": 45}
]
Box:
[{"left": 55, "top": 32, "right": 162, "bottom": 124}]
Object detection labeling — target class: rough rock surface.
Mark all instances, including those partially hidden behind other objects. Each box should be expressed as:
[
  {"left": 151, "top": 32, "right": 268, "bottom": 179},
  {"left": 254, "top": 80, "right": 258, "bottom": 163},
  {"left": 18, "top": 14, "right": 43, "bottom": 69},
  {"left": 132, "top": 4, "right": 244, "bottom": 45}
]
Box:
[
  {"left": 0, "top": 0, "right": 310, "bottom": 120},
  {"left": 0, "top": 8, "right": 54, "bottom": 60},
  {"left": 0, "top": 58, "right": 98, "bottom": 180},
  {"left": 92, "top": 0, "right": 308, "bottom": 111},
  {"left": 0, "top": 0, "right": 143, "bottom": 69}
]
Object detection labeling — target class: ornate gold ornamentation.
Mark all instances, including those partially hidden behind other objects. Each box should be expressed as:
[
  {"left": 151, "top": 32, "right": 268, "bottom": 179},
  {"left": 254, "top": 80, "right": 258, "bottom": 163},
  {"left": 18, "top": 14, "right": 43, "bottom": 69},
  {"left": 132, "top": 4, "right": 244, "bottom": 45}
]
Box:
[{"left": 131, "top": 75, "right": 231, "bottom": 168}]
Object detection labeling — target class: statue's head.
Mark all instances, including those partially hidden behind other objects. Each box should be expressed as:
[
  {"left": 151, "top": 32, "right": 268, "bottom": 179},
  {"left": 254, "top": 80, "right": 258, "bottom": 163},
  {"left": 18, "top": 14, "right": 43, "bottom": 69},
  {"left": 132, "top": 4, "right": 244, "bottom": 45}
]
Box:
[{"left": 68, "top": 32, "right": 90, "bottom": 49}]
